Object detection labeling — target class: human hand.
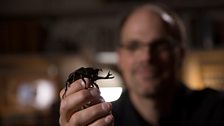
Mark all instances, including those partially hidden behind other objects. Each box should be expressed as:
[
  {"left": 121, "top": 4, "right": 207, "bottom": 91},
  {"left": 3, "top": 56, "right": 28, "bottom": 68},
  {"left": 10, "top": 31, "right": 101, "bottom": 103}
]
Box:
[{"left": 59, "top": 79, "right": 114, "bottom": 126}]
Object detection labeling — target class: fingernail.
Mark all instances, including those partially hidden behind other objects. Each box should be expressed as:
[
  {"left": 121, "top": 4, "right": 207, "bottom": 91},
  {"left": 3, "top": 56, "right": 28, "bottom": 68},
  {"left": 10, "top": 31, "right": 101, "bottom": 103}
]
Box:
[
  {"left": 81, "top": 80, "right": 86, "bottom": 88},
  {"left": 105, "top": 114, "right": 113, "bottom": 124},
  {"left": 81, "top": 78, "right": 89, "bottom": 88},
  {"left": 90, "top": 88, "right": 100, "bottom": 97}
]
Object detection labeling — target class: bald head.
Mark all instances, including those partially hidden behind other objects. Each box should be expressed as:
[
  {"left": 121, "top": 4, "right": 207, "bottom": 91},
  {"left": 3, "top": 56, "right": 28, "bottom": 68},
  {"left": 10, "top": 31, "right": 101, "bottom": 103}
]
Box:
[
  {"left": 118, "top": 4, "right": 186, "bottom": 47},
  {"left": 121, "top": 8, "right": 167, "bottom": 44}
]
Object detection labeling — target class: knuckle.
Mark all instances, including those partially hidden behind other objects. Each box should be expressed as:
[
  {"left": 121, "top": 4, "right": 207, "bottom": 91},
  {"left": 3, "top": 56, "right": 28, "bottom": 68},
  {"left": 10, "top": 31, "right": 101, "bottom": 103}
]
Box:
[
  {"left": 79, "top": 90, "right": 92, "bottom": 100},
  {"left": 70, "top": 113, "right": 82, "bottom": 126}
]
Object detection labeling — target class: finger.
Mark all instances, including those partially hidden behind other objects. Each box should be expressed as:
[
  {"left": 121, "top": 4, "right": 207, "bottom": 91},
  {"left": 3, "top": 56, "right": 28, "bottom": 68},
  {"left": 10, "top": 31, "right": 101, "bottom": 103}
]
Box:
[
  {"left": 59, "top": 95, "right": 104, "bottom": 126},
  {"left": 60, "top": 88, "right": 101, "bottom": 122},
  {"left": 69, "top": 102, "right": 112, "bottom": 126},
  {"left": 88, "top": 114, "right": 114, "bottom": 126},
  {"left": 60, "top": 78, "right": 91, "bottom": 99}
]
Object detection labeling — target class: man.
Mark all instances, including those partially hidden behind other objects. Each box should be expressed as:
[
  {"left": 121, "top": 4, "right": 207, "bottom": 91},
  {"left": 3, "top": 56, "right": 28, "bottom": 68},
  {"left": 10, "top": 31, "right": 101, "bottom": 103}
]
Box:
[{"left": 59, "top": 3, "right": 224, "bottom": 126}]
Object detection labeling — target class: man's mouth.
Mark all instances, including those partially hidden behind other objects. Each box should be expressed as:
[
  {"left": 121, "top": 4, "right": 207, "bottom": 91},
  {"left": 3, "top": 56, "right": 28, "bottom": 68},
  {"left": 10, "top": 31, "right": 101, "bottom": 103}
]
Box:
[{"left": 135, "top": 67, "right": 158, "bottom": 78}]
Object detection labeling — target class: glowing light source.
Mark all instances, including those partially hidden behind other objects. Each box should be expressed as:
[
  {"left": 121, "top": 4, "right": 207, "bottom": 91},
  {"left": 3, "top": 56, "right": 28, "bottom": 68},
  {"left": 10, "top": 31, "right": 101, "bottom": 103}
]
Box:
[
  {"left": 34, "top": 79, "right": 56, "bottom": 109},
  {"left": 100, "top": 87, "right": 122, "bottom": 102}
]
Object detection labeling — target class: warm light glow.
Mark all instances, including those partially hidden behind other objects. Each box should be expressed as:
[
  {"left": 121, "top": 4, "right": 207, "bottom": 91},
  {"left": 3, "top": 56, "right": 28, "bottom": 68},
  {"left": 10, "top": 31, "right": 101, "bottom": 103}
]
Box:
[{"left": 100, "top": 87, "right": 123, "bottom": 102}]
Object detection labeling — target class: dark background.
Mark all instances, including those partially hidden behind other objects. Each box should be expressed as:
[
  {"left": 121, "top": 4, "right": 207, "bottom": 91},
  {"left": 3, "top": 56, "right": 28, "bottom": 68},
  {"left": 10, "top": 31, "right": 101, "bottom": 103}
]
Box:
[{"left": 0, "top": 0, "right": 224, "bottom": 125}]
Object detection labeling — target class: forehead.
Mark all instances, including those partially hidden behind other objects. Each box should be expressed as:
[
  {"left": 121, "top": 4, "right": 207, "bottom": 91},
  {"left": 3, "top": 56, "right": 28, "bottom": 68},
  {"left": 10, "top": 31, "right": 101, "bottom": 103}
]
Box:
[{"left": 120, "top": 9, "right": 167, "bottom": 44}]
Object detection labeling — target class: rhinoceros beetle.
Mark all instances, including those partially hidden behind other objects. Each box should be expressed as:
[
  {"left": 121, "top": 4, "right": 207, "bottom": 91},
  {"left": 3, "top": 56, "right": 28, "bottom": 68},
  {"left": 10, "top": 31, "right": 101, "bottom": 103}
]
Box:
[{"left": 63, "top": 67, "right": 114, "bottom": 98}]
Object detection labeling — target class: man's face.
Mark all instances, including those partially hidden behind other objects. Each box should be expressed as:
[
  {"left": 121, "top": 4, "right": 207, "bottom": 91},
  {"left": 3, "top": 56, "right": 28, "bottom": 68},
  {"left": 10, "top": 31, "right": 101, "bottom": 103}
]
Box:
[{"left": 118, "top": 10, "right": 182, "bottom": 97}]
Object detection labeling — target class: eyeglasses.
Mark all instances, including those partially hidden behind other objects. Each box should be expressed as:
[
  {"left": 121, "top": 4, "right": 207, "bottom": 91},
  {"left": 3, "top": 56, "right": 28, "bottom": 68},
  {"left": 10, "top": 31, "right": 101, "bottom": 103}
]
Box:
[{"left": 119, "top": 38, "right": 177, "bottom": 54}]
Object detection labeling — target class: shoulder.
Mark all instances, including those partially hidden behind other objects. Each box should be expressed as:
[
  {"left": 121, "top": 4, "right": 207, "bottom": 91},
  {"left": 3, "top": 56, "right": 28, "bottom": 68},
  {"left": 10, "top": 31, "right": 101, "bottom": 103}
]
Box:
[
  {"left": 186, "top": 88, "right": 224, "bottom": 115},
  {"left": 185, "top": 88, "right": 224, "bottom": 125},
  {"left": 111, "top": 89, "right": 129, "bottom": 114},
  {"left": 189, "top": 88, "right": 224, "bottom": 103},
  {"left": 111, "top": 89, "right": 133, "bottom": 126}
]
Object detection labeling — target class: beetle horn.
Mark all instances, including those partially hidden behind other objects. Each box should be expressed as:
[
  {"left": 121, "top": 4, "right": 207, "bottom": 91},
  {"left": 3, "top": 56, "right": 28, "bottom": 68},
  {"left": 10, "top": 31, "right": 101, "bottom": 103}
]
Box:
[
  {"left": 98, "top": 71, "right": 114, "bottom": 79},
  {"left": 104, "top": 71, "right": 114, "bottom": 79}
]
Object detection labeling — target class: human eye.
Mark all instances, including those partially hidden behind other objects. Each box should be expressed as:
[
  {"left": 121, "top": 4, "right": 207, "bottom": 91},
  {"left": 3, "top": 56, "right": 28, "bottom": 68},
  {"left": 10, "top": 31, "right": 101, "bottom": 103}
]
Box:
[
  {"left": 153, "top": 38, "right": 172, "bottom": 51},
  {"left": 121, "top": 41, "right": 141, "bottom": 52}
]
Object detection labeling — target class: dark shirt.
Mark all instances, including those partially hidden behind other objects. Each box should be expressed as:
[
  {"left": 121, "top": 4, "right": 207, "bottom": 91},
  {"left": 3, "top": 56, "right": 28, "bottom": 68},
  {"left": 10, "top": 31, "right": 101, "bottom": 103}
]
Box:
[{"left": 112, "top": 85, "right": 224, "bottom": 126}]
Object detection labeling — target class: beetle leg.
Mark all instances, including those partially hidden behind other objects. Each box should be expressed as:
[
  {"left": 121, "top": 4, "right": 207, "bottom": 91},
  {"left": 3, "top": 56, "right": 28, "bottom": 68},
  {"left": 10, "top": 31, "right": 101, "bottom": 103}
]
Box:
[
  {"left": 62, "top": 82, "right": 69, "bottom": 98},
  {"left": 93, "top": 82, "right": 99, "bottom": 89}
]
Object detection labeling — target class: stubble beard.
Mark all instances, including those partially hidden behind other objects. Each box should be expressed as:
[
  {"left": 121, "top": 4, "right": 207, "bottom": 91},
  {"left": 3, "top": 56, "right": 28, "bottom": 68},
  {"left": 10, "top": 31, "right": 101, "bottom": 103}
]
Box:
[{"left": 130, "top": 63, "right": 162, "bottom": 99}]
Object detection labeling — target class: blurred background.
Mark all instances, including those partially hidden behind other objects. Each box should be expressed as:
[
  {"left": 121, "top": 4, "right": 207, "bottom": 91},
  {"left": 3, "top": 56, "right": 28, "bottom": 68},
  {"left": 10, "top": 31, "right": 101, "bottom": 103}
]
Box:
[{"left": 0, "top": 0, "right": 224, "bottom": 126}]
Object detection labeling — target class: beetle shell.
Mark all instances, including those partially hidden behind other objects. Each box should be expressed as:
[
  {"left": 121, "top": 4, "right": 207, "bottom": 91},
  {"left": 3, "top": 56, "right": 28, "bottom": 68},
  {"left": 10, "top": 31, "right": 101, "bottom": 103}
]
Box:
[{"left": 62, "top": 67, "right": 114, "bottom": 98}]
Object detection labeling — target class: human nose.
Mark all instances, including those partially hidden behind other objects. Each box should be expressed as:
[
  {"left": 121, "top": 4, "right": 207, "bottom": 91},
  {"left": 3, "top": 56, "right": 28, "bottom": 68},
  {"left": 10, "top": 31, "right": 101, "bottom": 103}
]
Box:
[{"left": 135, "top": 45, "right": 152, "bottom": 62}]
